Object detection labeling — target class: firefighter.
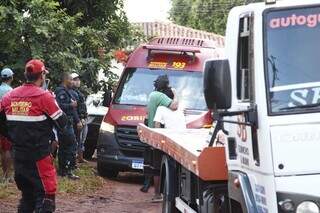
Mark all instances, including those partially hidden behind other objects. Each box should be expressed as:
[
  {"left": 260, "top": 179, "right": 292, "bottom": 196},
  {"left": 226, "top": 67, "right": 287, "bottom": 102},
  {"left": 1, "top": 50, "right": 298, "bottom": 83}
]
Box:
[
  {"left": 55, "top": 73, "right": 81, "bottom": 179},
  {"left": 0, "top": 59, "right": 68, "bottom": 213}
]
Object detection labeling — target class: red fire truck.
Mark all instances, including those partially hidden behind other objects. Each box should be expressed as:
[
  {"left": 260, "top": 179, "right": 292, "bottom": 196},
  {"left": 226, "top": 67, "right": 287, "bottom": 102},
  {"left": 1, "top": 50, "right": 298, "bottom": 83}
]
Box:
[{"left": 97, "top": 37, "right": 223, "bottom": 178}]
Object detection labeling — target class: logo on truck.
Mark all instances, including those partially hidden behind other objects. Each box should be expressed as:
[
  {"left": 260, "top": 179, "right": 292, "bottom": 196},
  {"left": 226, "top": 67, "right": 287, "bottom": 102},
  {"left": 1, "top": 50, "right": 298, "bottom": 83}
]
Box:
[
  {"left": 121, "top": 115, "right": 146, "bottom": 121},
  {"left": 237, "top": 114, "right": 247, "bottom": 142}
]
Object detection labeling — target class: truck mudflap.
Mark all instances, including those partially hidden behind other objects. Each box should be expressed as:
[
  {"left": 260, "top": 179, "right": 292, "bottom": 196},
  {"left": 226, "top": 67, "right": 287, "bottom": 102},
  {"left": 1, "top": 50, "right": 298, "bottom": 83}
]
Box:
[{"left": 228, "top": 171, "right": 258, "bottom": 213}]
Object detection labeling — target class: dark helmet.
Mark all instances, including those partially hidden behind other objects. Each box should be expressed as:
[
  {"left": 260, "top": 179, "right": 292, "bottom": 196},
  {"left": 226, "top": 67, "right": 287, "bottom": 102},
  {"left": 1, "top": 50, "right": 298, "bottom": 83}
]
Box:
[{"left": 154, "top": 75, "right": 169, "bottom": 91}]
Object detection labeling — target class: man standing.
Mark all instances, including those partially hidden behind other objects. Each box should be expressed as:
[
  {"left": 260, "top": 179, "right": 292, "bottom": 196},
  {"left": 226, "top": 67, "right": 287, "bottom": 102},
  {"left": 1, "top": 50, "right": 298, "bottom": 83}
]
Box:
[
  {"left": 0, "top": 59, "right": 67, "bottom": 213},
  {"left": 55, "top": 73, "right": 81, "bottom": 180},
  {"left": 143, "top": 75, "right": 178, "bottom": 202},
  {"left": 0, "top": 68, "right": 14, "bottom": 180},
  {"left": 71, "top": 73, "right": 88, "bottom": 163}
]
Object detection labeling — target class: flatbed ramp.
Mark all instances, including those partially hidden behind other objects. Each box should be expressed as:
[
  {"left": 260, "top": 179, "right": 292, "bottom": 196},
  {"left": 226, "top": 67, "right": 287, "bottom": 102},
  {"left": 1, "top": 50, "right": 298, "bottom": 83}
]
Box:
[{"left": 138, "top": 124, "right": 227, "bottom": 181}]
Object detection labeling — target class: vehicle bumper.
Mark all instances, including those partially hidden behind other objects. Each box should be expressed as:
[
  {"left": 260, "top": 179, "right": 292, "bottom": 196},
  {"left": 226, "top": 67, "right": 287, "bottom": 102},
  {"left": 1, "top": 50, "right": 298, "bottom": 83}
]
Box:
[{"left": 97, "top": 129, "right": 145, "bottom": 171}]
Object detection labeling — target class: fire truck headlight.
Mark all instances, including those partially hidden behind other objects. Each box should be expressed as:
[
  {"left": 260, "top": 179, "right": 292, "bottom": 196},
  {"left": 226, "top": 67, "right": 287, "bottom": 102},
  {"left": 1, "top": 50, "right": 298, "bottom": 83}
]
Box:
[
  {"left": 296, "top": 201, "right": 319, "bottom": 213},
  {"left": 100, "top": 122, "right": 115, "bottom": 133},
  {"left": 279, "top": 199, "right": 295, "bottom": 212}
]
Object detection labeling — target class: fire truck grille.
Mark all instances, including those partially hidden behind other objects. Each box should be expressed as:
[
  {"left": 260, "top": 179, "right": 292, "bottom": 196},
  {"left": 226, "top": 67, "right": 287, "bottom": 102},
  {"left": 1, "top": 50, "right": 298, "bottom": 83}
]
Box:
[{"left": 115, "top": 126, "right": 148, "bottom": 151}]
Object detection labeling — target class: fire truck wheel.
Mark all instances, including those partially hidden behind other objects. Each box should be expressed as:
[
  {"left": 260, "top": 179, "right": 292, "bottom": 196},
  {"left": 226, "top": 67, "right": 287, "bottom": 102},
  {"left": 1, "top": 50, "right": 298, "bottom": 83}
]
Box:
[
  {"left": 97, "top": 162, "right": 119, "bottom": 179},
  {"left": 162, "top": 177, "right": 177, "bottom": 213}
]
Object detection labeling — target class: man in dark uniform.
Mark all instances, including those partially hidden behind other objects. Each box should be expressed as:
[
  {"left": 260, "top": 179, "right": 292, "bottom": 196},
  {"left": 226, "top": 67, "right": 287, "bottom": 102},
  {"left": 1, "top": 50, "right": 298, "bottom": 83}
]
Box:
[
  {"left": 55, "top": 73, "right": 81, "bottom": 180},
  {"left": 0, "top": 59, "right": 68, "bottom": 213},
  {"left": 71, "top": 73, "right": 88, "bottom": 163}
]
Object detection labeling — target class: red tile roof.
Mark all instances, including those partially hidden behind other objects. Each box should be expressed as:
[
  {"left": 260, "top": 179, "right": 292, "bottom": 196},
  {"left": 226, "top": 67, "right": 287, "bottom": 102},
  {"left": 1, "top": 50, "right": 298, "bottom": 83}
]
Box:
[{"left": 133, "top": 22, "right": 225, "bottom": 48}]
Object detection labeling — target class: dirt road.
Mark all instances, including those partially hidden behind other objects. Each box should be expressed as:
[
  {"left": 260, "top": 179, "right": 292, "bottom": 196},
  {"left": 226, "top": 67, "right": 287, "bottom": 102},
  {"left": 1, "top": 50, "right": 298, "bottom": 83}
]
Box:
[{"left": 0, "top": 172, "right": 161, "bottom": 213}]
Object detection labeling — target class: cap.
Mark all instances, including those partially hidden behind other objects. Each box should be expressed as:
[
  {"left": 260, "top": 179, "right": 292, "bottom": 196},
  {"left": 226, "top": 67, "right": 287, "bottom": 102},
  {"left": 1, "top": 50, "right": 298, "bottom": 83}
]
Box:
[
  {"left": 71, "top": 73, "right": 80, "bottom": 79},
  {"left": 25, "top": 59, "right": 48, "bottom": 75},
  {"left": 1, "top": 68, "right": 14, "bottom": 78}
]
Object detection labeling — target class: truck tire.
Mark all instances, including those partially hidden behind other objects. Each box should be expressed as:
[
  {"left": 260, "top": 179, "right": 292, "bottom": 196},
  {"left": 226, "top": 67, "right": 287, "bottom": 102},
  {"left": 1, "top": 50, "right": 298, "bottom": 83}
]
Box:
[
  {"left": 161, "top": 156, "right": 178, "bottom": 213},
  {"left": 162, "top": 177, "right": 177, "bottom": 213},
  {"left": 97, "top": 162, "right": 119, "bottom": 179}
]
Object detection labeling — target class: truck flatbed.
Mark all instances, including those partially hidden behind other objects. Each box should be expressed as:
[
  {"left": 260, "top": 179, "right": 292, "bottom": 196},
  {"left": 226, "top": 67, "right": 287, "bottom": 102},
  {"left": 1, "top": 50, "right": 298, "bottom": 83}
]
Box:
[{"left": 138, "top": 124, "right": 227, "bottom": 181}]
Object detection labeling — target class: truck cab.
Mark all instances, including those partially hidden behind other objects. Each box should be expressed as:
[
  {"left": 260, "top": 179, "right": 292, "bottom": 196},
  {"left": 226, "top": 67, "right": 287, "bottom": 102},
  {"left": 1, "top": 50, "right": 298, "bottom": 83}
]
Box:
[
  {"left": 97, "top": 37, "right": 223, "bottom": 178},
  {"left": 206, "top": 0, "right": 320, "bottom": 212}
]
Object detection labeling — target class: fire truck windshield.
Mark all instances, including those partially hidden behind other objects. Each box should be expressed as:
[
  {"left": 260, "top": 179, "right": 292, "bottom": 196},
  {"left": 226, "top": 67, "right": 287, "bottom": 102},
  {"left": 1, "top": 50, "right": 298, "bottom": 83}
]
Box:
[
  {"left": 265, "top": 6, "right": 320, "bottom": 114},
  {"left": 114, "top": 68, "right": 207, "bottom": 110}
]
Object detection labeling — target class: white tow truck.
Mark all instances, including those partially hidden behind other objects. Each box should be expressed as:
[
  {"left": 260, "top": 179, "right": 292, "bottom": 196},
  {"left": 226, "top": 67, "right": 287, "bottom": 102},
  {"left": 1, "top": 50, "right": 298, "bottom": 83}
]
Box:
[{"left": 138, "top": 0, "right": 320, "bottom": 212}]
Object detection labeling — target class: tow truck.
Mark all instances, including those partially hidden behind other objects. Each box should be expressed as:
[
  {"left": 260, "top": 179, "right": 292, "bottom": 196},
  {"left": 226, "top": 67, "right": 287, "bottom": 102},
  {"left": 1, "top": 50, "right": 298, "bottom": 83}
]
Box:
[
  {"left": 97, "top": 37, "right": 224, "bottom": 178},
  {"left": 138, "top": 0, "right": 320, "bottom": 212}
]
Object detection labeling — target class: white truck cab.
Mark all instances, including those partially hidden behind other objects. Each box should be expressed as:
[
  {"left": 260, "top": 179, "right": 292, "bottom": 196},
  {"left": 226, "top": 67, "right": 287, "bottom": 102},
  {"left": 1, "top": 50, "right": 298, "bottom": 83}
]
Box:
[{"left": 205, "top": 0, "right": 320, "bottom": 212}]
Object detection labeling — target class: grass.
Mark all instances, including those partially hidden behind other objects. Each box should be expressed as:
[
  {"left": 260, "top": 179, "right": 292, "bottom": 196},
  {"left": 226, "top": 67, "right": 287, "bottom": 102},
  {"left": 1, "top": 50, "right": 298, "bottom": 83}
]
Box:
[
  {"left": 58, "top": 163, "right": 104, "bottom": 194},
  {"left": 0, "top": 161, "right": 104, "bottom": 200}
]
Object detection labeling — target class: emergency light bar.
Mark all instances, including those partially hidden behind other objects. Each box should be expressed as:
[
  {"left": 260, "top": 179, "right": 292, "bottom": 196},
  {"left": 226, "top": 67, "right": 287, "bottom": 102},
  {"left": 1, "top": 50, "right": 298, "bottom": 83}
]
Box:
[
  {"left": 143, "top": 44, "right": 200, "bottom": 61},
  {"left": 143, "top": 45, "right": 201, "bottom": 54}
]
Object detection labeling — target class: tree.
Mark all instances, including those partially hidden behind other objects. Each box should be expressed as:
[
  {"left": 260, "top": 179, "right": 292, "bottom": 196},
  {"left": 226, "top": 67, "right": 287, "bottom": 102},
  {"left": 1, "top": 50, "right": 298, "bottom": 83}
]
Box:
[
  {"left": 170, "top": 0, "right": 260, "bottom": 35},
  {"left": 0, "top": 0, "right": 141, "bottom": 93}
]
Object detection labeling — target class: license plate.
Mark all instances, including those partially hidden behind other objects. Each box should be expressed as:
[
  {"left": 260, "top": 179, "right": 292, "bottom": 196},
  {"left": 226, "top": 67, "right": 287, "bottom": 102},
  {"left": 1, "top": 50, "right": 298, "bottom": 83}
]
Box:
[{"left": 131, "top": 160, "right": 144, "bottom": 170}]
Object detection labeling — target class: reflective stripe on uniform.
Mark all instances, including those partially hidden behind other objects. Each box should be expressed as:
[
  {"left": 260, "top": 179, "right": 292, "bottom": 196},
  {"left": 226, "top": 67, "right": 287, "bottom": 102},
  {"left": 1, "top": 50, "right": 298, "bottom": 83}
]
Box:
[
  {"left": 50, "top": 110, "right": 63, "bottom": 120},
  {"left": 6, "top": 115, "right": 47, "bottom": 122}
]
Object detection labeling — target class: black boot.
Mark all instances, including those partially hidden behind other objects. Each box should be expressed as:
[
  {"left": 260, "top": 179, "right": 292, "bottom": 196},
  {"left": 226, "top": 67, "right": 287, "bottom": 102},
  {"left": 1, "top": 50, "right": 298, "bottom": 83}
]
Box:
[{"left": 35, "top": 195, "right": 56, "bottom": 213}]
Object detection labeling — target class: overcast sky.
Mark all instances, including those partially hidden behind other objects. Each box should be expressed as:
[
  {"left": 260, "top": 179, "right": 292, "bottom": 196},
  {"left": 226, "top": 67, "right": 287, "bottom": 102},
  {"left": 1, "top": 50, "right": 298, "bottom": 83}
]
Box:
[{"left": 124, "top": 0, "right": 171, "bottom": 22}]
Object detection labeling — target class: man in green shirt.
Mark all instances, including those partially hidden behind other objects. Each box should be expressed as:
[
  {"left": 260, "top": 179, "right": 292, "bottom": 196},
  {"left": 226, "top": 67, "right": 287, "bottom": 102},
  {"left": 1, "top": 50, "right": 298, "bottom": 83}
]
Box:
[
  {"left": 147, "top": 75, "right": 178, "bottom": 128},
  {"left": 143, "top": 75, "right": 178, "bottom": 202}
]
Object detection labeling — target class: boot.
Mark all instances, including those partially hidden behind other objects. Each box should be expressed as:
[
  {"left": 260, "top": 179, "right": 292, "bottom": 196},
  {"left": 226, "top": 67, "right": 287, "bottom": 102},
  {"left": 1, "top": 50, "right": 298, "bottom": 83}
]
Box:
[{"left": 35, "top": 195, "right": 56, "bottom": 213}]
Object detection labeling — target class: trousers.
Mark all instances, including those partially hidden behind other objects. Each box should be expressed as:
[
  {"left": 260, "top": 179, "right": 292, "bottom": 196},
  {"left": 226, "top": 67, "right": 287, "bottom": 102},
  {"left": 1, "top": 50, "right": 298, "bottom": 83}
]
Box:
[
  {"left": 15, "top": 155, "right": 57, "bottom": 213},
  {"left": 58, "top": 124, "right": 77, "bottom": 173}
]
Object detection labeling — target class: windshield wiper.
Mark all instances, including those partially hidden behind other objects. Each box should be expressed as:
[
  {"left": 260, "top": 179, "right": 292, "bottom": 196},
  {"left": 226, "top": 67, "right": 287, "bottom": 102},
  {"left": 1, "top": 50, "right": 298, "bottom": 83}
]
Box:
[{"left": 279, "top": 103, "right": 320, "bottom": 111}]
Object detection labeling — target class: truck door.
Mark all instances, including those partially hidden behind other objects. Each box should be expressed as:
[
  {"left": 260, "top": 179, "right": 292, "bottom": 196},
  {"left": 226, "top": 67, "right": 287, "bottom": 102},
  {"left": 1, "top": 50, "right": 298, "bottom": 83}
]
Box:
[{"left": 225, "top": 13, "right": 263, "bottom": 213}]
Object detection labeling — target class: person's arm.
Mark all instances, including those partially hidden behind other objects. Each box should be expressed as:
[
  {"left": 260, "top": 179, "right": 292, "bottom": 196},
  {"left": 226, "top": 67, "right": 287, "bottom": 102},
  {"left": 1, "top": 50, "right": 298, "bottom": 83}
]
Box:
[
  {"left": 154, "top": 122, "right": 162, "bottom": 128},
  {"left": 70, "top": 91, "right": 82, "bottom": 128},
  {"left": 0, "top": 108, "right": 9, "bottom": 139},
  {"left": 168, "top": 88, "right": 178, "bottom": 110},
  {"left": 42, "top": 92, "right": 68, "bottom": 131},
  {"left": 159, "top": 92, "right": 177, "bottom": 110}
]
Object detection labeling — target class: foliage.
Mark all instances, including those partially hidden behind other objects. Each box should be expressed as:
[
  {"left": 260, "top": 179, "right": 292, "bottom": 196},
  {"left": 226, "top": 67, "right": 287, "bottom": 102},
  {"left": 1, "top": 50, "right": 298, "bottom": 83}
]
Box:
[
  {"left": 0, "top": 0, "right": 142, "bottom": 93},
  {"left": 170, "top": 0, "right": 263, "bottom": 35}
]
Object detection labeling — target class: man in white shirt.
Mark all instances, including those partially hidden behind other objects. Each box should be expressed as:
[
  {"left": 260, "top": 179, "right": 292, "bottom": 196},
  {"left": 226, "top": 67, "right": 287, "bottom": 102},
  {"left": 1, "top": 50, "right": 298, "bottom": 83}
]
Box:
[{"left": 153, "top": 106, "right": 186, "bottom": 129}]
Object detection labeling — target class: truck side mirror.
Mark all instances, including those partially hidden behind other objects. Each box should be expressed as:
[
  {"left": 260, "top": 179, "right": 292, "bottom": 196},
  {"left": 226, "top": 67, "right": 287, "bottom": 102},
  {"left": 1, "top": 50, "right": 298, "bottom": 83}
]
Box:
[{"left": 204, "top": 59, "right": 232, "bottom": 110}]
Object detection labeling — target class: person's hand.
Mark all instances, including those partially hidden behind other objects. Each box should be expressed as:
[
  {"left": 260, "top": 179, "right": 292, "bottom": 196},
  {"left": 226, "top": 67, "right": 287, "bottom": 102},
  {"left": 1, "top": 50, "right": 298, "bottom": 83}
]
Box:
[
  {"left": 171, "top": 88, "right": 177, "bottom": 97},
  {"left": 51, "top": 140, "right": 58, "bottom": 153},
  {"left": 77, "top": 121, "right": 83, "bottom": 130},
  {"left": 71, "top": 99, "right": 77, "bottom": 108}
]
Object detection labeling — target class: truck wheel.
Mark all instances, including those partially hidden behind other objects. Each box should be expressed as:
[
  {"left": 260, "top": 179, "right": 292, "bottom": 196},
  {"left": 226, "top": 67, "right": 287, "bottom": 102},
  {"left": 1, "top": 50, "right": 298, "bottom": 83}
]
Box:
[
  {"left": 162, "top": 177, "right": 177, "bottom": 213},
  {"left": 97, "top": 162, "right": 119, "bottom": 179}
]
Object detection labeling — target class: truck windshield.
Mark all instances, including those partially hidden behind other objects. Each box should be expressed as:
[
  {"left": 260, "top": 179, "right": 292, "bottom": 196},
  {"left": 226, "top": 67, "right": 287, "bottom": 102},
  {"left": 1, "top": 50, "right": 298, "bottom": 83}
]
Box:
[
  {"left": 114, "top": 68, "right": 206, "bottom": 110},
  {"left": 265, "top": 6, "right": 320, "bottom": 114}
]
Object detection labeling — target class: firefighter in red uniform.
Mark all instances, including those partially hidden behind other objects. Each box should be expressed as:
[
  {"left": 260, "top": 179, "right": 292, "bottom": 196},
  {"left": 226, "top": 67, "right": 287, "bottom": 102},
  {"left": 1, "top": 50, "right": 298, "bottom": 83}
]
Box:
[{"left": 0, "top": 59, "right": 68, "bottom": 213}]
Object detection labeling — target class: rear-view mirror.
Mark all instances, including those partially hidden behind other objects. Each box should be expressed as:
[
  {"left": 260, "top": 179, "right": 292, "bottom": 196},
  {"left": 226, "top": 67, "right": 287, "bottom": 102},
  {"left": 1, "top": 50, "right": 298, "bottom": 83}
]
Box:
[{"left": 203, "top": 59, "right": 231, "bottom": 110}]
